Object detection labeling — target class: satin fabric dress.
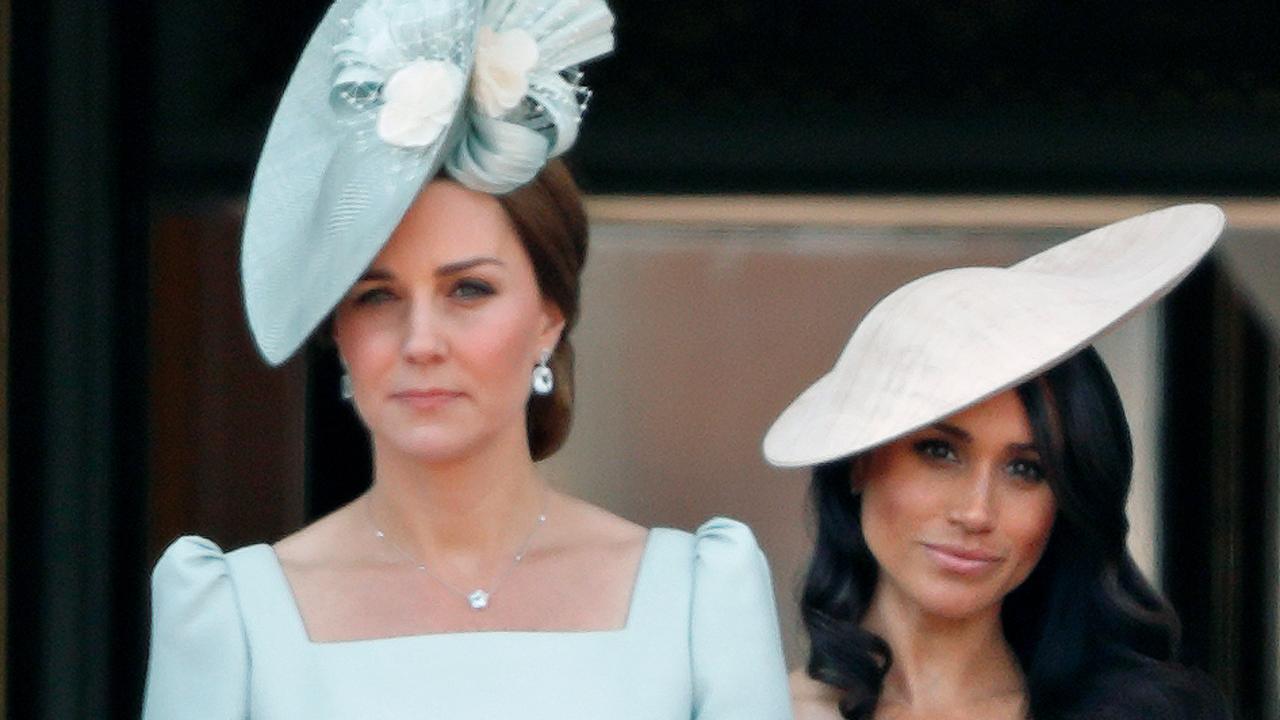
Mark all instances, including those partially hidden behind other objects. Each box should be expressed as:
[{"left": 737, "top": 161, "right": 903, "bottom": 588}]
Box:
[{"left": 142, "top": 517, "right": 793, "bottom": 719}]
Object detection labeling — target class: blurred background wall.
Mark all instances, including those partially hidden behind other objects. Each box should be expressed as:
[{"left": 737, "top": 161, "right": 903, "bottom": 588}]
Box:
[
  {"left": 543, "top": 206, "right": 1170, "bottom": 665},
  {"left": 544, "top": 200, "right": 1280, "bottom": 678},
  {"left": 7, "top": 1, "right": 1280, "bottom": 718}
]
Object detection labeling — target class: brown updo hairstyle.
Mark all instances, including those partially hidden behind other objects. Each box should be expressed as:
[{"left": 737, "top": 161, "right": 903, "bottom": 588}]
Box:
[{"left": 496, "top": 158, "right": 588, "bottom": 461}]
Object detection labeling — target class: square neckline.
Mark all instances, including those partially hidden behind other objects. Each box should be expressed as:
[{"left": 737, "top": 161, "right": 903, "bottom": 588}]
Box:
[{"left": 257, "top": 529, "right": 661, "bottom": 646}]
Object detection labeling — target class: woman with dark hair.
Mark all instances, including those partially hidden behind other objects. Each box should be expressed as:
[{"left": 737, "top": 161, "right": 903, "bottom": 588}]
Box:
[
  {"left": 763, "top": 205, "right": 1230, "bottom": 720},
  {"left": 141, "top": 0, "right": 790, "bottom": 717}
]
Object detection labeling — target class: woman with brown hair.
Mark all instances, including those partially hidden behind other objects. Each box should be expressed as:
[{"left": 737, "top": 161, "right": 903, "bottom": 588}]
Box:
[{"left": 141, "top": 0, "right": 791, "bottom": 717}]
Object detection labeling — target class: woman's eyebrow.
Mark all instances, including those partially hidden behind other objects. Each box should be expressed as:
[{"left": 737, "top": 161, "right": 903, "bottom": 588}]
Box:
[
  {"left": 355, "top": 268, "right": 394, "bottom": 283},
  {"left": 436, "top": 256, "right": 504, "bottom": 276},
  {"left": 355, "top": 257, "right": 505, "bottom": 283},
  {"left": 932, "top": 422, "right": 971, "bottom": 442},
  {"left": 932, "top": 421, "right": 1038, "bottom": 452}
]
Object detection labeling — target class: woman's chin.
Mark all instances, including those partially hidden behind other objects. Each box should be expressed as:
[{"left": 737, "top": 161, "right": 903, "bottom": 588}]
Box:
[
  {"left": 910, "top": 584, "right": 1003, "bottom": 621},
  {"left": 377, "top": 429, "right": 486, "bottom": 466}
]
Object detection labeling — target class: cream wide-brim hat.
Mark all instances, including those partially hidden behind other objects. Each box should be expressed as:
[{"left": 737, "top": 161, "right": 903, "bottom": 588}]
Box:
[{"left": 762, "top": 203, "right": 1226, "bottom": 468}]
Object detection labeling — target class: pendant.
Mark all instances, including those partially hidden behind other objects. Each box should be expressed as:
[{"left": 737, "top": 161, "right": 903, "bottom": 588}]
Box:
[
  {"left": 531, "top": 365, "right": 554, "bottom": 395},
  {"left": 468, "top": 589, "right": 490, "bottom": 610}
]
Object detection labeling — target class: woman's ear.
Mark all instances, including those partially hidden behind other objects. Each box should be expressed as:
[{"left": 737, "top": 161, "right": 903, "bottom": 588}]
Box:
[{"left": 538, "top": 299, "right": 566, "bottom": 351}]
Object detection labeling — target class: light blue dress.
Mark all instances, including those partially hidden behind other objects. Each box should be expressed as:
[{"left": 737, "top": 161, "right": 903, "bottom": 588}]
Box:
[{"left": 142, "top": 517, "right": 792, "bottom": 719}]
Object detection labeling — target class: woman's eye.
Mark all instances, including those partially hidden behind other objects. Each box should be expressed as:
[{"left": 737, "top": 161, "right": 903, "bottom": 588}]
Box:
[
  {"left": 914, "top": 439, "right": 958, "bottom": 463},
  {"left": 1008, "top": 458, "right": 1047, "bottom": 482},
  {"left": 353, "top": 287, "right": 395, "bottom": 305},
  {"left": 451, "top": 279, "right": 495, "bottom": 299}
]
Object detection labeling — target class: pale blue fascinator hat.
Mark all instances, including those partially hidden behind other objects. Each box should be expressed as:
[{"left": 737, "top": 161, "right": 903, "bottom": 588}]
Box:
[{"left": 241, "top": 0, "right": 615, "bottom": 365}]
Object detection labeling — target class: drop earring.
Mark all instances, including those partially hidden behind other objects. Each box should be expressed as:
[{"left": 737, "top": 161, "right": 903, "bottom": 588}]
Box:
[
  {"left": 531, "top": 349, "right": 554, "bottom": 395},
  {"left": 339, "top": 357, "right": 354, "bottom": 401}
]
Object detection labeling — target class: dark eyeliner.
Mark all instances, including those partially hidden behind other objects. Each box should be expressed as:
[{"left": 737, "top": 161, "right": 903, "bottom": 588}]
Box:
[
  {"left": 1010, "top": 457, "right": 1047, "bottom": 482},
  {"left": 353, "top": 286, "right": 394, "bottom": 305},
  {"left": 452, "top": 278, "right": 495, "bottom": 298},
  {"left": 913, "top": 438, "right": 957, "bottom": 462}
]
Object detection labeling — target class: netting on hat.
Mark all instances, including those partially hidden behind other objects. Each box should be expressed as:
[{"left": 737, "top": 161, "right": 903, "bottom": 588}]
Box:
[
  {"left": 328, "top": 0, "right": 479, "bottom": 188},
  {"left": 242, "top": 0, "right": 614, "bottom": 365},
  {"left": 479, "top": 0, "right": 613, "bottom": 126},
  {"left": 326, "top": 0, "right": 615, "bottom": 194}
]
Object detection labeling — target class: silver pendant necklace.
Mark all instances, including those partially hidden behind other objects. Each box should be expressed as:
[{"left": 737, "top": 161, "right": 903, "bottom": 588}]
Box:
[{"left": 366, "top": 494, "right": 547, "bottom": 611}]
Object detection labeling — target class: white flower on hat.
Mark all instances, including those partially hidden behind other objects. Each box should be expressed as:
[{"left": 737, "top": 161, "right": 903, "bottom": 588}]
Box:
[
  {"left": 471, "top": 26, "right": 539, "bottom": 118},
  {"left": 377, "top": 59, "right": 466, "bottom": 148}
]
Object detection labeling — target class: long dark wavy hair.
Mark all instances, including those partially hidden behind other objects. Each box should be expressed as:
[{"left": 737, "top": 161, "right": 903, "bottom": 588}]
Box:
[{"left": 801, "top": 346, "right": 1228, "bottom": 720}]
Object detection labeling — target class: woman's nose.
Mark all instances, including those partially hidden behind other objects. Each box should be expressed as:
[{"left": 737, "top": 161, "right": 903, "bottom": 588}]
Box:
[
  {"left": 401, "top": 297, "right": 445, "bottom": 362},
  {"left": 947, "top": 470, "right": 996, "bottom": 533}
]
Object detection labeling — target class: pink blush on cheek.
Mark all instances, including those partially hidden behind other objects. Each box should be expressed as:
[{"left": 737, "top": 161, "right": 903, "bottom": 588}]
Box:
[
  {"left": 858, "top": 481, "right": 926, "bottom": 573},
  {"left": 860, "top": 471, "right": 943, "bottom": 536},
  {"left": 1013, "top": 510, "right": 1056, "bottom": 566}
]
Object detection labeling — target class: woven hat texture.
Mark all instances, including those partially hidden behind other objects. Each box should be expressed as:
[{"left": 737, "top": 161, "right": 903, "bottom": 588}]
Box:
[
  {"left": 763, "top": 204, "right": 1225, "bottom": 468},
  {"left": 241, "top": 0, "right": 614, "bottom": 365}
]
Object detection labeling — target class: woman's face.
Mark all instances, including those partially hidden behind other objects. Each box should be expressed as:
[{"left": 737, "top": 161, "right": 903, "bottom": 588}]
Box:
[
  {"left": 859, "top": 390, "right": 1058, "bottom": 621},
  {"left": 332, "top": 180, "right": 564, "bottom": 464}
]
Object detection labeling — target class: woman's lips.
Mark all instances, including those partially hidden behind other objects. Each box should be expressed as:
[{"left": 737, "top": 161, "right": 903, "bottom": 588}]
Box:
[
  {"left": 921, "top": 543, "right": 1003, "bottom": 575},
  {"left": 392, "top": 388, "right": 464, "bottom": 409}
]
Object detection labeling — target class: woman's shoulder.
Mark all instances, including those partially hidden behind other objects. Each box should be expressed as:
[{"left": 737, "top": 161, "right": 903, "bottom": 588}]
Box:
[
  {"left": 543, "top": 493, "right": 649, "bottom": 559},
  {"left": 789, "top": 671, "right": 844, "bottom": 720},
  {"left": 680, "top": 517, "right": 791, "bottom": 716},
  {"left": 154, "top": 500, "right": 350, "bottom": 582},
  {"left": 271, "top": 500, "right": 363, "bottom": 569},
  {"left": 146, "top": 537, "right": 254, "bottom": 717},
  {"left": 151, "top": 536, "right": 231, "bottom": 612},
  {"left": 151, "top": 534, "right": 283, "bottom": 622},
  {"left": 152, "top": 534, "right": 264, "bottom": 587},
  {"left": 153, "top": 534, "right": 228, "bottom": 574},
  {"left": 688, "top": 516, "right": 766, "bottom": 561},
  {"left": 666, "top": 516, "right": 772, "bottom": 583},
  {"left": 545, "top": 501, "right": 779, "bottom": 612},
  {"left": 590, "top": 512, "right": 772, "bottom": 595},
  {"left": 146, "top": 537, "right": 255, "bottom": 690},
  {"left": 554, "top": 495, "right": 769, "bottom": 574}
]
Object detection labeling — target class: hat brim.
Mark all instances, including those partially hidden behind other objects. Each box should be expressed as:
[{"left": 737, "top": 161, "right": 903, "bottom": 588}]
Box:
[
  {"left": 240, "top": 0, "right": 481, "bottom": 366},
  {"left": 762, "top": 203, "right": 1225, "bottom": 468}
]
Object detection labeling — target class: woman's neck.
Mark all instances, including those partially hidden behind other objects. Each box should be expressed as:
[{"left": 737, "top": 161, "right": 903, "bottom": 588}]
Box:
[
  {"left": 862, "top": 581, "right": 1025, "bottom": 716},
  {"left": 365, "top": 429, "right": 548, "bottom": 567}
]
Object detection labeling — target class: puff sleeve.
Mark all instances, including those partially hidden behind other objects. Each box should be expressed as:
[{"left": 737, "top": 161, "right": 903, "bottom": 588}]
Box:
[
  {"left": 142, "top": 536, "right": 250, "bottom": 720},
  {"left": 690, "top": 518, "right": 793, "bottom": 720}
]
